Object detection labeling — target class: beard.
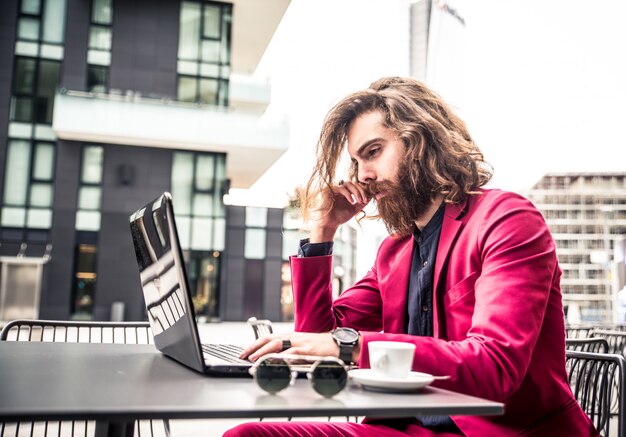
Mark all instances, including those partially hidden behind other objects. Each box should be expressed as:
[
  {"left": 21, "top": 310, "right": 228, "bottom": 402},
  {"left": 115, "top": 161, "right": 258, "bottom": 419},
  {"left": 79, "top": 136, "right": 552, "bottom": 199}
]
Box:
[{"left": 366, "top": 161, "right": 436, "bottom": 238}]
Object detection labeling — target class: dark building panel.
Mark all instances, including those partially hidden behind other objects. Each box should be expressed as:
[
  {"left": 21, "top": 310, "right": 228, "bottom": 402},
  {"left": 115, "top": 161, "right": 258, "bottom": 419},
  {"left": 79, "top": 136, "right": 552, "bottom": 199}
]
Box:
[
  {"left": 263, "top": 259, "right": 282, "bottom": 321},
  {"left": 109, "top": 0, "right": 179, "bottom": 98},
  {"left": 267, "top": 208, "right": 284, "bottom": 230},
  {"left": 40, "top": 140, "right": 82, "bottom": 319},
  {"left": 243, "top": 259, "right": 263, "bottom": 320},
  {"left": 94, "top": 144, "right": 172, "bottom": 320},
  {"left": 62, "top": 0, "right": 90, "bottom": 91},
  {"left": 266, "top": 229, "right": 283, "bottom": 260},
  {"left": 222, "top": 257, "right": 245, "bottom": 320},
  {"left": 227, "top": 205, "right": 245, "bottom": 228}
]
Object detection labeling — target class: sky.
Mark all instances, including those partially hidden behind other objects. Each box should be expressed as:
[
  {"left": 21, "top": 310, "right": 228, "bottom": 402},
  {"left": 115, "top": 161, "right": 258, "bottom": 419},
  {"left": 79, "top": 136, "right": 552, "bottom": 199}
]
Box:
[
  {"left": 237, "top": 0, "right": 626, "bottom": 206},
  {"left": 233, "top": 0, "right": 626, "bottom": 273}
]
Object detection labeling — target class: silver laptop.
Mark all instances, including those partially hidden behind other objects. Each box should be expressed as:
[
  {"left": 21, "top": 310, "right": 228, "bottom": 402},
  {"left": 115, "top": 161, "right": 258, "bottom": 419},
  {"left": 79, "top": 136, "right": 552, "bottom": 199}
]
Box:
[{"left": 129, "top": 192, "right": 251, "bottom": 376}]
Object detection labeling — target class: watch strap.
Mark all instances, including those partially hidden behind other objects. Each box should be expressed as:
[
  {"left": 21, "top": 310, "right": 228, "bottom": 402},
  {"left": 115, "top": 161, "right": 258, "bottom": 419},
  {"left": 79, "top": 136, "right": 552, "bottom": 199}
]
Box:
[{"left": 338, "top": 343, "right": 354, "bottom": 365}]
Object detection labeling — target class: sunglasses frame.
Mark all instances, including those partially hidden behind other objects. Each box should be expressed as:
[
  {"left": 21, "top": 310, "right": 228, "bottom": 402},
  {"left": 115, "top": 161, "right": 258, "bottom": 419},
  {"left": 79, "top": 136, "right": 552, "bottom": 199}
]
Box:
[{"left": 249, "top": 353, "right": 349, "bottom": 397}]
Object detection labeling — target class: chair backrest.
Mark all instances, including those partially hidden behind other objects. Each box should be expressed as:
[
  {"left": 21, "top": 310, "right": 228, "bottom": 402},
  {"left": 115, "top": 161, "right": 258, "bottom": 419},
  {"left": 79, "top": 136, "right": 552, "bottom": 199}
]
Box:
[
  {"left": 566, "top": 350, "right": 626, "bottom": 437},
  {"left": 247, "top": 317, "right": 274, "bottom": 339},
  {"left": 566, "top": 325, "right": 597, "bottom": 339},
  {"left": 0, "top": 319, "right": 168, "bottom": 437},
  {"left": 566, "top": 338, "right": 610, "bottom": 354},
  {"left": 0, "top": 319, "right": 154, "bottom": 344},
  {"left": 591, "top": 330, "right": 626, "bottom": 356}
]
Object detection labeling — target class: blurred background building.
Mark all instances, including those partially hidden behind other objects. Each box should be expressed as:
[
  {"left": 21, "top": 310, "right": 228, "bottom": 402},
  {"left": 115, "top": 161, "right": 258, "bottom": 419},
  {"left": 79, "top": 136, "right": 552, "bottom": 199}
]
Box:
[
  {"left": 525, "top": 173, "right": 626, "bottom": 323},
  {"left": 0, "top": 0, "right": 357, "bottom": 324}
]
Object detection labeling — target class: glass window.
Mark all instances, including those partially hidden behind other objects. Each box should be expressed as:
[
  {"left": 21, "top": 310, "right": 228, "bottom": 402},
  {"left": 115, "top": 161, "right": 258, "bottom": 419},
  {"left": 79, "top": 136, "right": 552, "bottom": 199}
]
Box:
[
  {"left": 195, "top": 154, "right": 214, "bottom": 190},
  {"left": 14, "top": 58, "right": 36, "bottom": 94},
  {"left": 203, "top": 5, "right": 221, "bottom": 39},
  {"left": 92, "top": 0, "right": 112, "bottom": 24},
  {"left": 172, "top": 152, "right": 194, "bottom": 215},
  {"left": 246, "top": 207, "right": 267, "bottom": 227},
  {"left": 36, "top": 60, "right": 61, "bottom": 124},
  {"left": 245, "top": 228, "right": 266, "bottom": 259},
  {"left": 177, "top": 76, "right": 197, "bottom": 102},
  {"left": 22, "top": 0, "right": 42, "bottom": 14},
  {"left": 81, "top": 146, "right": 103, "bottom": 183},
  {"left": 29, "top": 183, "right": 52, "bottom": 207},
  {"left": 171, "top": 151, "right": 226, "bottom": 251},
  {"left": 78, "top": 186, "right": 101, "bottom": 210},
  {"left": 191, "top": 217, "right": 213, "bottom": 250},
  {"left": 199, "top": 78, "right": 218, "bottom": 104},
  {"left": 42, "top": 0, "right": 67, "bottom": 44},
  {"left": 177, "top": 1, "right": 231, "bottom": 104},
  {"left": 71, "top": 244, "right": 98, "bottom": 317},
  {"left": 37, "top": 59, "right": 58, "bottom": 96},
  {"left": 193, "top": 193, "right": 213, "bottom": 216},
  {"left": 88, "top": 26, "right": 112, "bottom": 50},
  {"left": 11, "top": 97, "right": 33, "bottom": 122},
  {"left": 1, "top": 207, "right": 27, "bottom": 227},
  {"left": 179, "top": 2, "right": 201, "bottom": 59},
  {"left": 200, "top": 40, "right": 220, "bottom": 62},
  {"left": 87, "top": 65, "right": 108, "bottom": 92},
  {"left": 3, "top": 140, "right": 31, "bottom": 206},
  {"left": 18, "top": 17, "right": 40, "bottom": 40},
  {"left": 26, "top": 207, "right": 52, "bottom": 228},
  {"left": 220, "top": 11, "right": 232, "bottom": 63},
  {"left": 87, "top": 0, "right": 112, "bottom": 90},
  {"left": 33, "top": 142, "right": 54, "bottom": 179},
  {"left": 76, "top": 145, "right": 103, "bottom": 231}
]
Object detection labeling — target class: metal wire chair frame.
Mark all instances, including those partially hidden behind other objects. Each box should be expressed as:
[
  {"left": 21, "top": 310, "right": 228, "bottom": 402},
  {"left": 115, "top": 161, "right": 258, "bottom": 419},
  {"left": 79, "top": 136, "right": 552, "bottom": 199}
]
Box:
[
  {"left": 566, "top": 350, "right": 626, "bottom": 437},
  {"left": 566, "top": 338, "right": 610, "bottom": 354}
]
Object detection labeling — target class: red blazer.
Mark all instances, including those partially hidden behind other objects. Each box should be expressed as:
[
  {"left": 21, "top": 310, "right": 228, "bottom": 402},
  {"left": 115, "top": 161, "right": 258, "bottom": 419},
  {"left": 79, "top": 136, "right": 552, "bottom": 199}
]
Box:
[{"left": 291, "top": 189, "right": 596, "bottom": 436}]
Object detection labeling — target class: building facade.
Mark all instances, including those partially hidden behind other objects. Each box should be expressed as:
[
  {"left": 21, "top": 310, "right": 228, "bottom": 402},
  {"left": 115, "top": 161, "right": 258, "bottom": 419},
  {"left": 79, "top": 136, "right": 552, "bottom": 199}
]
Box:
[
  {"left": 0, "top": 0, "right": 297, "bottom": 322},
  {"left": 525, "top": 173, "right": 626, "bottom": 323}
]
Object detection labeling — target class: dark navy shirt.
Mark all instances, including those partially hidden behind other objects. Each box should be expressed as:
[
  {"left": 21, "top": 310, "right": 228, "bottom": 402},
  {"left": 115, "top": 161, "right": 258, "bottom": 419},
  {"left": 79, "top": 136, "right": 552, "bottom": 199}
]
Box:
[{"left": 406, "top": 204, "right": 445, "bottom": 337}]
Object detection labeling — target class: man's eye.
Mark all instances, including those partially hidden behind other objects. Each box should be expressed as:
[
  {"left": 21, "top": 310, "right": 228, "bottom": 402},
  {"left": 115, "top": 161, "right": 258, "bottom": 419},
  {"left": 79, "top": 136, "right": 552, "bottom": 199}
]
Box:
[{"left": 367, "top": 147, "right": 380, "bottom": 158}]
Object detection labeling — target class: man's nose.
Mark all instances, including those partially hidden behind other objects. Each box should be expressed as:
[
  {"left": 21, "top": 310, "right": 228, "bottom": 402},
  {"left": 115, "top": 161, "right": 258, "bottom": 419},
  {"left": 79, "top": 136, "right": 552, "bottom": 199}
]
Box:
[{"left": 358, "top": 165, "right": 376, "bottom": 183}]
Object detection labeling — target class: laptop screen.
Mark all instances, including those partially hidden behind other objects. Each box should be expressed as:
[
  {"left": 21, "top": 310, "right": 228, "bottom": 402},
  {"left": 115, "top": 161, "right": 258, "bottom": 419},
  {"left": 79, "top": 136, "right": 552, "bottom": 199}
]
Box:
[{"left": 129, "top": 192, "right": 206, "bottom": 372}]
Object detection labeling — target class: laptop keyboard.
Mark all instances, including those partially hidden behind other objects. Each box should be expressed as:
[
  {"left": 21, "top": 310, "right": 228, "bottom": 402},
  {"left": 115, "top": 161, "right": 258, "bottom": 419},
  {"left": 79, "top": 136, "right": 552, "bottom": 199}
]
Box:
[{"left": 201, "top": 343, "right": 249, "bottom": 364}]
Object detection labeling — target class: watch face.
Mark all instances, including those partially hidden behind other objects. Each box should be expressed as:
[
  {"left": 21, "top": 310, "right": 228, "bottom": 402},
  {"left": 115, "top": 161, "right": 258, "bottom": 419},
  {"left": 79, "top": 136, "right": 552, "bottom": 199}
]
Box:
[{"left": 334, "top": 328, "right": 358, "bottom": 343}]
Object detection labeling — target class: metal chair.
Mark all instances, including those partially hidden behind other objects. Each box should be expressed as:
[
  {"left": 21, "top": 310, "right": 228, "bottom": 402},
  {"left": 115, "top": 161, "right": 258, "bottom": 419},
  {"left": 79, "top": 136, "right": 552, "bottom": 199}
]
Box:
[
  {"left": 591, "top": 330, "right": 626, "bottom": 356},
  {"left": 0, "top": 319, "right": 170, "bottom": 437},
  {"left": 566, "top": 337, "right": 610, "bottom": 354},
  {"left": 566, "top": 350, "right": 626, "bottom": 437},
  {"left": 566, "top": 325, "right": 598, "bottom": 339},
  {"left": 246, "top": 317, "right": 274, "bottom": 339}
]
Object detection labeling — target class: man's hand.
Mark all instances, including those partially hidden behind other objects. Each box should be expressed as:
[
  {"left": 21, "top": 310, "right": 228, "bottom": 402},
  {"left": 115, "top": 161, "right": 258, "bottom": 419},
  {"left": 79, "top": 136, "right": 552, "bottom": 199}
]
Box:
[
  {"left": 309, "top": 180, "right": 370, "bottom": 243},
  {"left": 240, "top": 332, "right": 339, "bottom": 362}
]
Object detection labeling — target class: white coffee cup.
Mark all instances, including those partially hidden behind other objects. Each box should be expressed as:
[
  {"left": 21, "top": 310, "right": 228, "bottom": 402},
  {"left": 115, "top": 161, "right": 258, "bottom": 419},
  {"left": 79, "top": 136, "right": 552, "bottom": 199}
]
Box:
[{"left": 368, "top": 341, "right": 416, "bottom": 379}]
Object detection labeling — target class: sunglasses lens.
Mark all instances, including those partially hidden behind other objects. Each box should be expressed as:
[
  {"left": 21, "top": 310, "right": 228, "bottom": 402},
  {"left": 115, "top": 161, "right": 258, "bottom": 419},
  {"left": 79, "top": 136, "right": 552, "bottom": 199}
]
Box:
[
  {"left": 310, "top": 360, "right": 347, "bottom": 397},
  {"left": 255, "top": 358, "right": 291, "bottom": 394}
]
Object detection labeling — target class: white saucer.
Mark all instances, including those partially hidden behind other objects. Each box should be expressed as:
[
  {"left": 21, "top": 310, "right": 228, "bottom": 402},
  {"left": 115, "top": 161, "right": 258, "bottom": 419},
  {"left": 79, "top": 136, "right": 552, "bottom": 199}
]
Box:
[{"left": 348, "top": 369, "right": 434, "bottom": 393}]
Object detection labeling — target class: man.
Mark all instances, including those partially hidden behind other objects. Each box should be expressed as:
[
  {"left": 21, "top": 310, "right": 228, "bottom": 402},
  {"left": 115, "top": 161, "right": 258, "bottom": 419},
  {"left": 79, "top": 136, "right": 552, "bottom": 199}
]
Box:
[{"left": 226, "top": 77, "right": 596, "bottom": 436}]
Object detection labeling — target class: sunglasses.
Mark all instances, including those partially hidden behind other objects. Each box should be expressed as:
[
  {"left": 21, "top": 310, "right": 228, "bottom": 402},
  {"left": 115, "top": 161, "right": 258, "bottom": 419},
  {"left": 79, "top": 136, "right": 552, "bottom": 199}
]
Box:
[{"left": 249, "top": 353, "right": 348, "bottom": 398}]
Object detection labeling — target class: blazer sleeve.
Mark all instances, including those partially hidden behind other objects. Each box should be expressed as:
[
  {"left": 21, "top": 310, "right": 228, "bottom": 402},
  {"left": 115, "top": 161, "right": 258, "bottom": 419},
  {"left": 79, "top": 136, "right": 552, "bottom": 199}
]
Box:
[{"left": 290, "top": 254, "right": 383, "bottom": 333}]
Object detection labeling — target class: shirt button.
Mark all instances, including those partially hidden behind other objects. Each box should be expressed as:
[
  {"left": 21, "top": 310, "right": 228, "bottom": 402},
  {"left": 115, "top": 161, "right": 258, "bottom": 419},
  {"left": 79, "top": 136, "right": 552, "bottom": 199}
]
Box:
[
  {"left": 422, "top": 305, "right": 429, "bottom": 312},
  {"left": 423, "top": 261, "right": 428, "bottom": 267}
]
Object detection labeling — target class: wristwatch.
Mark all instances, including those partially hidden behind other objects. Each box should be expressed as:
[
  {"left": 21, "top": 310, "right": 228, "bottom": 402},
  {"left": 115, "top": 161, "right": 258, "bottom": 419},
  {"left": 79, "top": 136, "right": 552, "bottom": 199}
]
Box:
[{"left": 332, "top": 327, "right": 359, "bottom": 365}]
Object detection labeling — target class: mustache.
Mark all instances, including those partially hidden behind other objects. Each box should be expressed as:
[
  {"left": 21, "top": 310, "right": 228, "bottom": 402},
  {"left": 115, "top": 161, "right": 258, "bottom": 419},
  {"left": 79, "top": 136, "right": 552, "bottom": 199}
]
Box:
[{"left": 362, "top": 180, "right": 397, "bottom": 197}]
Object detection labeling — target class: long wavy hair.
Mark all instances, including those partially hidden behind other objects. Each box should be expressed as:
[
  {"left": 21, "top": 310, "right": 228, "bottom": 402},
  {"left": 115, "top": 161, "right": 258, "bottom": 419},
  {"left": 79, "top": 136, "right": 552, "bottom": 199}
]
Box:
[{"left": 300, "top": 76, "right": 493, "bottom": 222}]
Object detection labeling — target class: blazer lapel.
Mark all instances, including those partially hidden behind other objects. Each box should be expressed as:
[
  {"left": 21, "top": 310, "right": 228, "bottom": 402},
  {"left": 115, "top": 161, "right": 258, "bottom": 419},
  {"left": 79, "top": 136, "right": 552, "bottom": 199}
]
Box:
[
  {"left": 383, "top": 238, "right": 413, "bottom": 333},
  {"left": 432, "top": 200, "right": 467, "bottom": 337}
]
